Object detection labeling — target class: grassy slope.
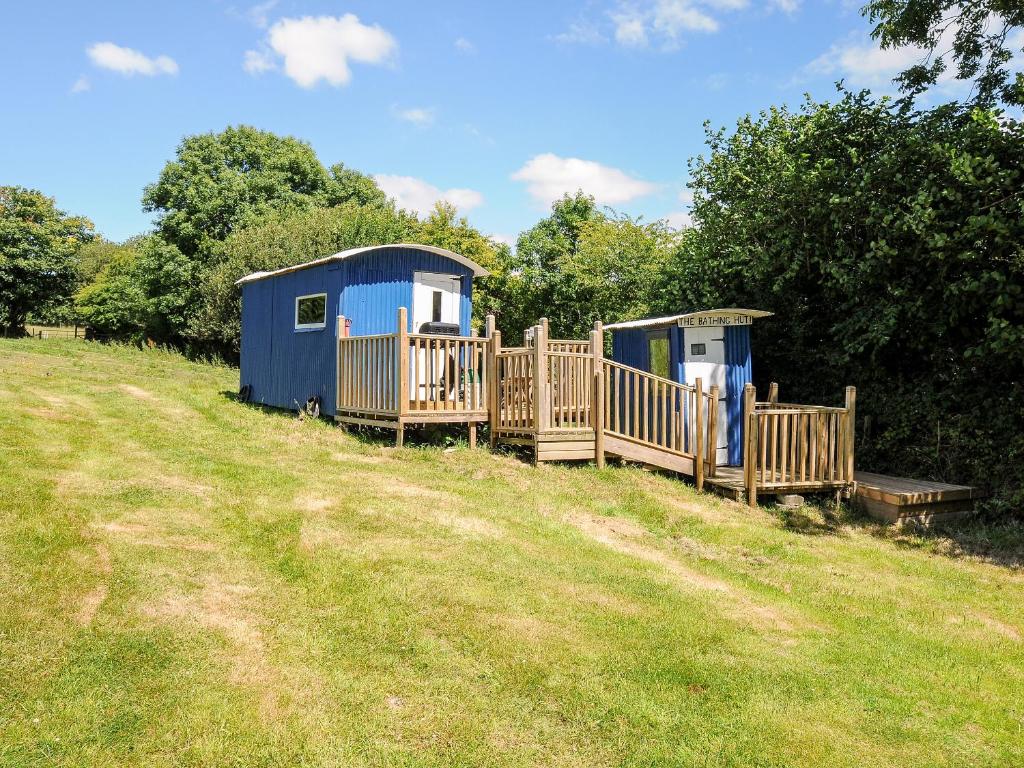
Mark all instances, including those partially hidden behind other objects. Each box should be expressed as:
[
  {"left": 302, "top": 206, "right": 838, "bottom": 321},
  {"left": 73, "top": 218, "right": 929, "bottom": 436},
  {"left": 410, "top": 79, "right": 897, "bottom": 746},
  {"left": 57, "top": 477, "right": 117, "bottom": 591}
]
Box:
[{"left": 0, "top": 340, "right": 1022, "bottom": 768}]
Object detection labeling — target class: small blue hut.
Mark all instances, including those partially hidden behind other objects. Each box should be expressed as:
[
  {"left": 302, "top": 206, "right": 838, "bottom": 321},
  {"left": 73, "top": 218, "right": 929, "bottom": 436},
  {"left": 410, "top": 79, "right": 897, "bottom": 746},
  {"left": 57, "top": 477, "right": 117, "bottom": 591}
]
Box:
[
  {"left": 604, "top": 309, "right": 772, "bottom": 466},
  {"left": 236, "top": 243, "right": 489, "bottom": 416}
]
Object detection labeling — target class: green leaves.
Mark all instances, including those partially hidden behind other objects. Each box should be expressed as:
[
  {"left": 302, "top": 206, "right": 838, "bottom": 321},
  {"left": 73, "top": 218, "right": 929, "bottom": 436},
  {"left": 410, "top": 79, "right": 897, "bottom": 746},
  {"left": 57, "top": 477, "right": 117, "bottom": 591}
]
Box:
[{"left": 0, "top": 186, "right": 94, "bottom": 334}]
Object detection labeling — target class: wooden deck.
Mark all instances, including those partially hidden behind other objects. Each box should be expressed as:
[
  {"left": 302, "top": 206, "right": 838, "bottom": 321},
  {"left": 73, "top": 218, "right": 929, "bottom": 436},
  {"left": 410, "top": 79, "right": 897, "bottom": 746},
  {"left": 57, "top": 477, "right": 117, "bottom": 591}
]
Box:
[{"left": 853, "top": 471, "right": 980, "bottom": 525}]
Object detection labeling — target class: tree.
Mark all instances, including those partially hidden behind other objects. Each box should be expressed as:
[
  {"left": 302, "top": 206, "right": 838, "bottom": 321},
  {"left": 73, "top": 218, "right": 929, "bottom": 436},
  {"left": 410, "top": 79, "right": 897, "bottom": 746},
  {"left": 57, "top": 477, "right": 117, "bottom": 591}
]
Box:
[
  {"left": 195, "top": 202, "right": 418, "bottom": 354},
  {"left": 494, "top": 192, "right": 676, "bottom": 341},
  {"left": 75, "top": 242, "right": 148, "bottom": 338},
  {"left": 675, "top": 90, "right": 1024, "bottom": 510},
  {"left": 143, "top": 125, "right": 387, "bottom": 261},
  {"left": 864, "top": 0, "right": 1024, "bottom": 105},
  {"left": 0, "top": 187, "right": 93, "bottom": 335}
]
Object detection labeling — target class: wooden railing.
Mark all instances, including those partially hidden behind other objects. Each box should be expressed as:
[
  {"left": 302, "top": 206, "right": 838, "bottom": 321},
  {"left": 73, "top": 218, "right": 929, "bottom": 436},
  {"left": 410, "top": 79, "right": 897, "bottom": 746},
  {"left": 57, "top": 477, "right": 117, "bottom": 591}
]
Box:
[
  {"left": 547, "top": 339, "right": 591, "bottom": 355},
  {"left": 406, "top": 333, "right": 488, "bottom": 413},
  {"left": 546, "top": 351, "right": 594, "bottom": 428},
  {"left": 601, "top": 359, "right": 719, "bottom": 481},
  {"left": 336, "top": 308, "right": 490, "bottom": 444},
  {"left": 492, "top": 347, "right": 535, "bottom": 433},
  {"left": 336, "top": 333, "right": 400, "bottom": 415},
  {"left": 741, "top": 383, "right": 856, "bottom": 507}
]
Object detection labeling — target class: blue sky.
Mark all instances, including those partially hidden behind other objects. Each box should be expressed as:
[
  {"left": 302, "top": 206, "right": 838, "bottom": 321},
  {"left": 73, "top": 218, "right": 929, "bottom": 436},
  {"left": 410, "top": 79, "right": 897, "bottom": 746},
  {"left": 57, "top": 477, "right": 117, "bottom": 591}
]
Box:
[{"left": 1, "top": 0, "right": 932, "bottom": 244}]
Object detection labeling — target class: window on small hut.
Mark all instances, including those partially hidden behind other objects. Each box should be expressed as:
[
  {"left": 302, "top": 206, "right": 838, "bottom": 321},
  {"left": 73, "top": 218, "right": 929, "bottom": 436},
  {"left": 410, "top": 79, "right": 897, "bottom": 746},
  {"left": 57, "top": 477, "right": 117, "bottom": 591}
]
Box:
[
  {"left": 648, "top": 332, "right": 670, "bottom": 379},
  {"left": 295, "top": 293, "right": 327, "bottom": 329}
]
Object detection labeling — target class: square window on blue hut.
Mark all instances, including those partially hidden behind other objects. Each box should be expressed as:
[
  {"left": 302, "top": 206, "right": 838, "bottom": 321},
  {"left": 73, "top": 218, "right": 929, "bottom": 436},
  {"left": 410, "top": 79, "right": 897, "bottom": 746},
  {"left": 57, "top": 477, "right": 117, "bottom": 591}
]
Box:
[{"left": 295, "top": 293, "right": 326, "bottom": 330}]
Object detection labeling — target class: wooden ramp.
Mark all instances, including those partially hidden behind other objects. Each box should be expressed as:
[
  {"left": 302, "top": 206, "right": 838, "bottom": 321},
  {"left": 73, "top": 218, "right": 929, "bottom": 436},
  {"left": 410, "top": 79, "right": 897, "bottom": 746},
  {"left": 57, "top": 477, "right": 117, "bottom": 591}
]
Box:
[{"left": 854, "top": 471, "right": 980, "bottom": 525}]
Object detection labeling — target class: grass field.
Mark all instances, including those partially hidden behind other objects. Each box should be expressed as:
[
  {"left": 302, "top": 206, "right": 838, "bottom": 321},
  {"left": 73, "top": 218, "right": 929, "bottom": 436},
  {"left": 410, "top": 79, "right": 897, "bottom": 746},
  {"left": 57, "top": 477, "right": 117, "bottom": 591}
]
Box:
[{"left": 1, "top": 339, "right": 1022, "bottom": 767}]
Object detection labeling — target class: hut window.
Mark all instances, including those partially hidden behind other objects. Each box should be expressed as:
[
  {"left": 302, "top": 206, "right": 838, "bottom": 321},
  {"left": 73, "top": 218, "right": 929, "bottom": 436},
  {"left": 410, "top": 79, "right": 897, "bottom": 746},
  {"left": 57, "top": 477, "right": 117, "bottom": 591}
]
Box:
[
  {"left": 295, "top": 293, "right": 327, "bottom": 330},
  {"left": 432, "top": 290, "right": 442, "bottom": 323},
  {"left": 690, "top": 343, "right": 706, "bottom": 356},
  {"left": 647, "top": 332, "right": 670, "bottom": 379}
]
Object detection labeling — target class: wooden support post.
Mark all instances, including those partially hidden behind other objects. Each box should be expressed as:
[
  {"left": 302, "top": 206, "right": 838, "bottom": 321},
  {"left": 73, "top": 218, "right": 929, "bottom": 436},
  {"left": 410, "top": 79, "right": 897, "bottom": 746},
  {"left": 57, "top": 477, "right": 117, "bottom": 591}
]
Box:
[
  {"left": 397, "top": 307, "right": 409, "bottom": 421},
  {"left": 533, "top": 322, "right": 548, "bottom": 434},
  {"left": 539, "top": 317, "right": 549, "bottom": 341},
  {"left": 485, "top": 313, "right": 496, "bottom": 339},
  {"left": 468, "top": 423, "right": 477, "bottom": 449},
  {"left": 746, "top": 411, "right": 758, "bottom": 508},
  {"left": 396, "top": 424, "right": 405, "bottom": 448},
  {"left": 708, "top": 385, "right": 719, "bottom": 478},
  {"left": 591, "top": 323, "right": 605, "bottom": 469},
  {"left": 845, "top": 385, "right": 856, "bottom": 482},
  {"left": 694, "top": 377, "right": 705, "bottom": 491},
  {"left": 742, "top": 383, "right": 756, "bottom": 472},
  {"left": 336, "top": 314, "right": 347, "bottom": 415},
  {"left": 768, "top": 382, "right": 779, "bottom": 404},
  {"left": 489, "top": 330, "right": 502, "bottom": 448}
]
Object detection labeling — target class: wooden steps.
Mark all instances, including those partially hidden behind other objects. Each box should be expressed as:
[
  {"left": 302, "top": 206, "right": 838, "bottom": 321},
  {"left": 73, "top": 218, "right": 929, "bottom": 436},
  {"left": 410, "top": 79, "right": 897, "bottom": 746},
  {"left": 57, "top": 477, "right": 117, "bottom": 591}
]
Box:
[{"left": 853, "top": 471, "right": 981, "bottom": 526}]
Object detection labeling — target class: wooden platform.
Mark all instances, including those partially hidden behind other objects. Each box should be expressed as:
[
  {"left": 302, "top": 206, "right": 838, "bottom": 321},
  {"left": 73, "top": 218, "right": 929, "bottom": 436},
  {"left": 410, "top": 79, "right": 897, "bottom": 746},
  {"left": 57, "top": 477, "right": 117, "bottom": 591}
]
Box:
[
  {"left": 853, "top": 471, "right": 980, "bottom": 526},
  {"left": 704, "top": 466, "right": 851, "bottom": 502}
]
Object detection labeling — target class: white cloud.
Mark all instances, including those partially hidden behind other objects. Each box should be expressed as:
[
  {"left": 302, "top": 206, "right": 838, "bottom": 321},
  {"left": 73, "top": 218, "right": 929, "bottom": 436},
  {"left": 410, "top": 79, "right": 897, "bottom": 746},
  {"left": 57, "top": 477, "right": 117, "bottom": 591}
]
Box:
[
  {"left": 489, "top": 233, "right": 517, "bottom": 249},
  {"left": 247, "top": 0, "right": 277, "bottom": 29},
  {"left": 553, "top": 21, "right": 608, "bottom": 45},
  {"left": 87, "top": 42, "right": 178, "bottom": 76},
  {"left": 768, "top": 0, "right": 800, "bottom": 13},
  {"left": 394, "top": 106, "right": 435, "bottom": 126},
  {"left": 663, "top": 210, "right": 692, "bottom": 229},
  {"left": 373, "top": 174, "right": 484, "bottom": 216},
  {"left": 454, "top": 37, "right": 475, "bottom": 53},
  {"left": 70, "top": 75, "right": 91, "bottom": 93},
  {"left": 263, "top": 14, "right": 397, "bottom": 88},
  {"left": 560, "top": 1, "right": 739, "bottom": 50},
  {"left": 243, "top": 49, "right": 275, "bottom": 75},
  {"left": 511, "top": 153, "right": 659, "bottom": 207}
]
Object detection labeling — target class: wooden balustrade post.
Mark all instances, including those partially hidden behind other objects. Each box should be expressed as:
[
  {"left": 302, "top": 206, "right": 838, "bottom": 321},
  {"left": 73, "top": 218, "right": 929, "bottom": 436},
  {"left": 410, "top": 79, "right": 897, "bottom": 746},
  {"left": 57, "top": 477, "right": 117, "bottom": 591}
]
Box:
[
  {"left": 533, "top": 322, "right": 548, "bottom": 436},
  {"left": 539, "top": 317, "right": 549, "bottom": 342},
  {"left": 694, "top": 377, "right": 705, "bottom": 491},
  {"left": 396, "top": 307, "right": 409, "bottom": 447},
  {"left": 590, "top": 323, "right": 605, "bottom": 469},
  {"left": 485, "top": 313, "right": 496, "bottom": 339},
  {"left": 746, "top": 411, "right": 758, "bottom": 508},
  {"left": 708, "top": 385, "right": 719, "bottom": 478},
  {"left": 768, "top": 382, "right": 779, "bottom": 404},
  {"left": 742, "top": 383, "right": 756, "bottom": 472},
  {"left": 489, "top": 330, "right": 502, "bottom": 448},
  {"left": 845, "top": 386, "right": 856, "bottom": 482},
  {"left": 336, "top": 314, "right": 346, "bottom": 416}
]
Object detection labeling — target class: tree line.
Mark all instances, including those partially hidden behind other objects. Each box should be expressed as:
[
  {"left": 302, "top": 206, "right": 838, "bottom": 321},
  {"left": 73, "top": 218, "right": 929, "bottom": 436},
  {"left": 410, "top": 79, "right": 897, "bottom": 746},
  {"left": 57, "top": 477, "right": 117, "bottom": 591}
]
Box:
[{"left": 1, "top": 0, "right": 1021, "bottom": 511}]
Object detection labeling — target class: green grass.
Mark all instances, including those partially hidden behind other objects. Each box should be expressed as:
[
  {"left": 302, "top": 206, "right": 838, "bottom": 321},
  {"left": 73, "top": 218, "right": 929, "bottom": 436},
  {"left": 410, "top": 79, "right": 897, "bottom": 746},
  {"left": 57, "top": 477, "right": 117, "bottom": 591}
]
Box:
[{"left": 1, "top": 339, "right": 1022, "bottom": 767}]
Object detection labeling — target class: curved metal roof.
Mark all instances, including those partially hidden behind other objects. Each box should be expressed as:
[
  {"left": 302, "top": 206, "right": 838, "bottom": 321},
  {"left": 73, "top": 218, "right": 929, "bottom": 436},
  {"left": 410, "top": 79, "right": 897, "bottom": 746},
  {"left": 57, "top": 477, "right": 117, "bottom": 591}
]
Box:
[
  {"left": 603, "top": 308, "right": 773, "bottom": 331},
  {"left": 235, "top": 243, "right": 490, "bottom": 285}
]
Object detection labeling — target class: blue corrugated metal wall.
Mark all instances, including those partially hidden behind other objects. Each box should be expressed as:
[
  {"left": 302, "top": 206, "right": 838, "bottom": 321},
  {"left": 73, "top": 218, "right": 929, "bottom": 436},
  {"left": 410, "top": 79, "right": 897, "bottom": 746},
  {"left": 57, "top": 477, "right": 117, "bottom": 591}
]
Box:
[
  {"left": 724, "top": 325, "right": 752, "bottom": 466},
  {"left": 239, "top": 247, "right": 475, "bottom": 417},
  {"left": 337, "top": 247, "right": 474, "bottom": 335}
]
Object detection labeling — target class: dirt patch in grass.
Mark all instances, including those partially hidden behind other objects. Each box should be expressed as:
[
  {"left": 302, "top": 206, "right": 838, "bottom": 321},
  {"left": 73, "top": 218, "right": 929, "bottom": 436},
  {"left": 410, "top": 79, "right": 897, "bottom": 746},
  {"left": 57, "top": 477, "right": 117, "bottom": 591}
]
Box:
[
  {"left": 75, "top": 539, "right": 112, "bottom": 627},
  {"left": 566, "top": 512, "right": 802, "bottom": 634},
  {"left": 948, "top": 612, "right": 1022, "bottom": 643},
  {"left": 94, "top": 519, "right": 218, "bottom": 553},
  {"left": 119, "top": 384, "right": 157, "bottom": 401},
  {"left": 432, "top": 511, "right": 504, "bottom": 539}
]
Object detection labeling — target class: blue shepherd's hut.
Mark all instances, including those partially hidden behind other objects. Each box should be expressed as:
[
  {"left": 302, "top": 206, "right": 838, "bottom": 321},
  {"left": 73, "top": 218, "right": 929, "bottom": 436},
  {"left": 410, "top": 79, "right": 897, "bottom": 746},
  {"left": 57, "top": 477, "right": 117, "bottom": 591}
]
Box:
[
  {"left": 236, "top": 243, "right": 490, "bottom": 416},
  {"left": 604, "top": 309, "right": 772, "bottom": 466}
]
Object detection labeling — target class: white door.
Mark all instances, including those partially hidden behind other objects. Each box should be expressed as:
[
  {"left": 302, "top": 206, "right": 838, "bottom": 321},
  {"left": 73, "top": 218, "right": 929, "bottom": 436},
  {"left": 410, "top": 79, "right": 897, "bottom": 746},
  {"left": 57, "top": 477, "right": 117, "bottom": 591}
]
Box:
[
  {"left": 683, "top": 327, "right": 729, "bottom": 465},
  {"left": 412, "top": 272, "right": 460, "bottom": 332},
  {"left": 411, "top": 272, "right": 461, "bottom": 402}
]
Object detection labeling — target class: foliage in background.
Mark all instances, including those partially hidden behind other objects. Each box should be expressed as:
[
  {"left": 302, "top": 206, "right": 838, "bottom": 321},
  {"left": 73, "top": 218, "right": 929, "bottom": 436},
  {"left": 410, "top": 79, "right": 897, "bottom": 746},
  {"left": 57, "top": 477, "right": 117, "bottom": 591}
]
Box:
[
  {"left": 665, "top": 91, "right": 1023, "bottom": 510},
  {"left": 491, "top": 192, "right": 678, "bottom": 343},
  {"left": 0, "top": 186, "right": 93, "bottom": 335},
  {"left": 864, "top": 0, "right": 1024, "bottom": 106}
]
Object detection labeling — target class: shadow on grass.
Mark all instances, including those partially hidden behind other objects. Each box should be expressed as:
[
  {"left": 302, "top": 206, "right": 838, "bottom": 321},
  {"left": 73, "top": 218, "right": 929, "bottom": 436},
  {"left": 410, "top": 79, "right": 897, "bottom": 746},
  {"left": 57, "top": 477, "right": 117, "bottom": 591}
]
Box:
[{"left": 765, "top": 492, "right": 1024, "bottom": 569}]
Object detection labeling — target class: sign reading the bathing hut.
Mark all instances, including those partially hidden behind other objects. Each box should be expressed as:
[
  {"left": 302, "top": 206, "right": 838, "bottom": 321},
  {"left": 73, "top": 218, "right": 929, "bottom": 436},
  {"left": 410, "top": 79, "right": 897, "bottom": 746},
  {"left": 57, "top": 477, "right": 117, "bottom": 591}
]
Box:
[{"left": 677, "top": 313, "right": 754, "bottom": 328}]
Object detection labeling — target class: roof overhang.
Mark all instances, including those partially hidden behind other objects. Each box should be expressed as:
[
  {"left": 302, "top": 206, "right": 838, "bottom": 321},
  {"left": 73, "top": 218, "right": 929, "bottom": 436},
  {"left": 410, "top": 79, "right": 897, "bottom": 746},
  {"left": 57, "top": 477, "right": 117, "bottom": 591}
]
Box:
[
  {"left": 235, "top": 243, "right": 490, "bottom": 286},
  {"left": 604, "top": 308, "right": 773, "bottom": 331}
]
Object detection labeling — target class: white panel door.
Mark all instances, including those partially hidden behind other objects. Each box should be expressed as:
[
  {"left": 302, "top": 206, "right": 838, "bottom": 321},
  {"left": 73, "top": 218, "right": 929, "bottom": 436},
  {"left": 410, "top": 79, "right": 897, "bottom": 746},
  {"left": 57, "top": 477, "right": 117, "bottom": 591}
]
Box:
[
  {"left": 683, "top": 327, "right": 729, "bottom": 465},
  {"left": 412, "top": 271, "right": 460, "bottom": 332},
  {"left": 411, "top": 272, "right": 461, "bottom": 402}
]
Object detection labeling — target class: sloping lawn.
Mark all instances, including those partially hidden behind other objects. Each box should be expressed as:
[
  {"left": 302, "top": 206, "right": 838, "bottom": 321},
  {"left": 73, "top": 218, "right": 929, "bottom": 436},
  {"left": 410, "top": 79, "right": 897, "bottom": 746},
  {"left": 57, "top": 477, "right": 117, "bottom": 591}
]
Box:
[{"left": 1, "top": 339, "right": 1022, "bottom": 767}]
